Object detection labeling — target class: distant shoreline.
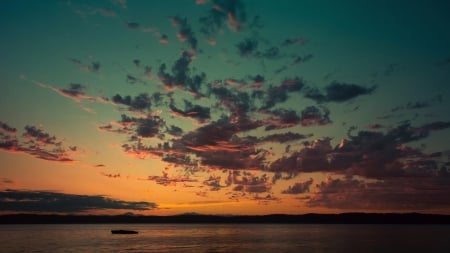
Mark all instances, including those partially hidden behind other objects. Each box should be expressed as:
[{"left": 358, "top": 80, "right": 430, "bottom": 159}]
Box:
[{"left": 1, "top": 213, "right": 450, "bottom": 224}]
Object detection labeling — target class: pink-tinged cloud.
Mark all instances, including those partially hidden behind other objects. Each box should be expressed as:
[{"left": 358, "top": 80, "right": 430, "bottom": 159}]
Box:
[{"left": 1, "top": 123, "right": 77, "bottom": 163}]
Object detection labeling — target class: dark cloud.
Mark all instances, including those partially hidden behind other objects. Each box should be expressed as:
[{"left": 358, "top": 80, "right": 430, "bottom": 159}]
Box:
[
  {"left": 126, "top": 21, "right": 139, "bottom": 29},
  {"left": 170, "top": 15, "right": 197, "bottom": 50},
  {"left": 99, "top": 114, "right": 165, "bottom": 139},
  {"left": 299, "top": 106, "right": 331, "bottom": 126},
  {"left": 23, "top": 125, "right": 59, "bottom": 145},
  {"left": 280, "top": 77, "right": 305, "bottom": 92},
  {"left": 252, "top": 74, "right": 265, "bottom": 87},
  {"left": 231, "top": 171, "right": 271, "bottom": 193},
  {"left": 135, "top": 116, "right": 165, "bottom": 138},
  {"left": 304, "top": 81, "right": 376, "bottom": 103},
  {"left": 112, "top": 93, "right": 151, "bottom": 111},
  {"left": 100, "top": 172, "right": 121, "bottom": 178},
  {"left": 291, "top": 54, "right": 313, "bottom": 65},
  {"left": 203, "top": 174, "right": 223, "bottom": 191},
  {"left": 0, "top": 189, "right": 157, "bottom": 213},
  {"left": 158, "top": 51, "right": 206, "bottom": 95},
  {"left": 235, "top": 39, "right": 282, "bottom": 60},
  {"left": 167, "top": 125, "right": 183, "bottom": 136},
  {"left": 260, "top": 78, "right": 305, "bottom": 110},
  {"left": 67, "top": 58, "right": 100, "bottom": 73},
  {"left": 210, "top": 86, "right": 253, "bottom": 119},
  {"left": 282, "top": 37, "right": 308, "bottom": 46},
  {"left": 261, "top": 46, "right": 281, "bottom": 59},
  {"left": 265, "top": 109, "right": 301, "bottom": 130},
  {"left": 61, "top": 83, "right": 86, "bottom": 98},
  {"left": 14, "top": 125, "right": 75, "bottom": 162},
  {"left": 236, "top": 38, "right": 258, "bottom": 57},
  {"left": 324, "top": 81, "right": 375, "bottom": 102},
  {"left": 331, "top": 121, "right": 450, "bottom": 179},
  {"left": 126, "top": 74, "right": 145, "bottom": 85},
  {"left": 391, "top": 95, "right": 443, "bottom": 112},
  {"left": 175, "top": 116, "right": 264, "bottom": 169},
  {"left": 268, "top": 138, "right": 332, "bottom": 175},
  {"left": 282, "top": 178, "right": 313, "bottom": 194},
  {"left": 198, "top": 0, "right": 247, "bottom": 38},
  {"left": 0, "top": 121, "right": 16, "bottom": 134},
  {"left": 145, "top": 168, "right": 197, "bottom": 187},
  {"left": 260, "top": 132, "right": 313, "bottom": 143},
  {"left": 170, "top": 99, "right": 211, "bottom": 123},
  {"left": 159, "top": 34, "right": 169, "bottom": 44},
  {"left": 308, "top": 177, "right": 450, "bottom": 211}
]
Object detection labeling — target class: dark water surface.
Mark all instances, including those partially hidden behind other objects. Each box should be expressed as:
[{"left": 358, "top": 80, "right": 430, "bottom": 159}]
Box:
[{"left": 1, "top": 224, "right": 449, "bottom": 252}]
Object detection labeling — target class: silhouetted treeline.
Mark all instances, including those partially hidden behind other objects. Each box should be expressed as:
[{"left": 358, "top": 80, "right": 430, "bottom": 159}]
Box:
[{"left": 1, "top": 213, "right": 449, "bottom": 224}]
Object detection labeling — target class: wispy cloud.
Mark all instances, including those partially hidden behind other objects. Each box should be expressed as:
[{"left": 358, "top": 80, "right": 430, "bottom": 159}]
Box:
[
  {"left": 0, "top": 122, "right": 76, "bottom": 163},
  {"left": 0, "top": 189, "right": 157, "bottom": 213}
]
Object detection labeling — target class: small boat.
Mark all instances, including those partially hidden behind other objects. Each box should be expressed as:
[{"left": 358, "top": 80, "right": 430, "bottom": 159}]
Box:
[{"left": 111, "top": 229, "right": 138, "bottom": 234}]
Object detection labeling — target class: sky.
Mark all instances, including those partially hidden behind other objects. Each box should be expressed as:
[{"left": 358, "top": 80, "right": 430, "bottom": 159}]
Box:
[{"left": 1, "top": 0, "right": 450, "bottom": 216}]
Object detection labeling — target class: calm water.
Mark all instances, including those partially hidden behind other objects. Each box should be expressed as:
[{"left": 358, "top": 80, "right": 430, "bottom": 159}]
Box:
[{"left": 0, "top": 224, "right": 449, "bottom": 253}]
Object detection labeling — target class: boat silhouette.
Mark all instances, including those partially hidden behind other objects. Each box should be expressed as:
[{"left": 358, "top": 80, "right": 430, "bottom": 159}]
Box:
[{"left": 111, "top": 229, "right": 138, "bottom": 234}]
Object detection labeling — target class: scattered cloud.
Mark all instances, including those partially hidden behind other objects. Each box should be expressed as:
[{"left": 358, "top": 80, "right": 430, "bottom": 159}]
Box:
[
  {"left": 282, "top": 178, "right": 314, "bottom": 194},
  {"left": 308, "top": 176, "right": 450, "bottom": 211},
  {"left": 1, "top": 122, "right": 76, "bottom": 162}
]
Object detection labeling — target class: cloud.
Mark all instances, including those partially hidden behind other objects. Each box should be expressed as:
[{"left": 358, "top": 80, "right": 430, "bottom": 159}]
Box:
[
  {"left": 282, "top": 37, "right": 308, "bottom": 46},
  {"left": 100, "top": 172, "right": 121, "bottom": 178},
  {"left": 198, "top": 0, "right": 247, "bottom": 38},
  {"left": 112, "top": 93, "right": 151, "bottom": 111},
  {"left": 230, "top": 171, "right": 272, "bottom": 194},
  {"left": 299, "top": 106, "right": 331, "bottom": 126},
  {"left": 135, "top": 116, "right": 165, "bottom": 138},
  {"left": 0, "top": 121, "right": 16, "bottom": 134},
  {"left": 264, "top": 109, "right": 301, "bottom": 130},
  {"left": 0, "top": 189, "right": 157, "bottom": 213},
  {"left": 1, "top": 123, "right": 76, "bottom": 162},
  {"left": 308, "top": 176, "right": 450, "bottom": 211},
  {"left": 391, "top": 95, "right": 443, "bottom": 112},
  {"left": 170, "top": 15, "right": 198, "bottom": 50},
  {"left": 304, "top": 81, "right": 376, "bottom": 103},
  {"left": 210, "top": 86, "right": 253, "bottom": 119},
  {"left": 282, "top": 178, "right": 314, "bottom": 194},
  {"left": 259, "top": 77, "right": 305, "bottom": 110},
  {"left": 24, "top": 125, "right": 59, "bottom": 145},
  {"left": 158, "top": 51, "right": 206, "bottom": 95},
  {"left": 30, "top": 80, "right": 109, "bottom": 113},
  {"left": 268, "top": 138, "right": 332, "bottom": 175},
  {"left": 101, "top": 114, "right": 165, "bottom": 138},
  {"left": 324, "top": 82, "right": 375, "bottom": 102},
  {"left": 260, "top": 132, "right": 313, "bottom": 143},
  {"left": 167, "top": 125, "right": 183, "bottom": 137},
  {"left": 265, "top": 120, "right": 449, "bottom": 179},
  {"left": 169, "top": 99, "right": 211, "bottom": 123},
  {"left": 236, "top": 38, "right": 259, "bottom": 57},
  {"left": 126, "top": 21, "right": 139, "bottom": 29},
  {"left": 67, "top": 58, "right": 100, "bottom": 73}
]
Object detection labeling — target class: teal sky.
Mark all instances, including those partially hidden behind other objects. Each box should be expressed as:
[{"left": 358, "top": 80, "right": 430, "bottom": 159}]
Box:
[{"left": 1, "top": 0, "right": 450, "bottom": 215}]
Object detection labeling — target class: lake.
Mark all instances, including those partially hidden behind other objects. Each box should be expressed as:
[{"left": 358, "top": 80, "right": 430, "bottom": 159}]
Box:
[{"left": 1, "top": 224, "right": 449, "bottom": 252}]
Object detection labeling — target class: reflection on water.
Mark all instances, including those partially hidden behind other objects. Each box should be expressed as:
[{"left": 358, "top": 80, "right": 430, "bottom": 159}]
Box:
[{"left": 0, "top": 224, "right": 449, "bottom": 252}]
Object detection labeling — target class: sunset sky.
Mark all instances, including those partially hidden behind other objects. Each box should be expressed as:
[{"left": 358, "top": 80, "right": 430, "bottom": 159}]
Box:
[{"left": 1, "top": 0, "right": 450, "bottom": 216}]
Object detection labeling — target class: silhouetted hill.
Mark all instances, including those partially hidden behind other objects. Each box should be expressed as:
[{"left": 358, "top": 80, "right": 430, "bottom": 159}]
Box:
[{"left": 1, "top": 213, "right": 449, "bottom": 224}]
